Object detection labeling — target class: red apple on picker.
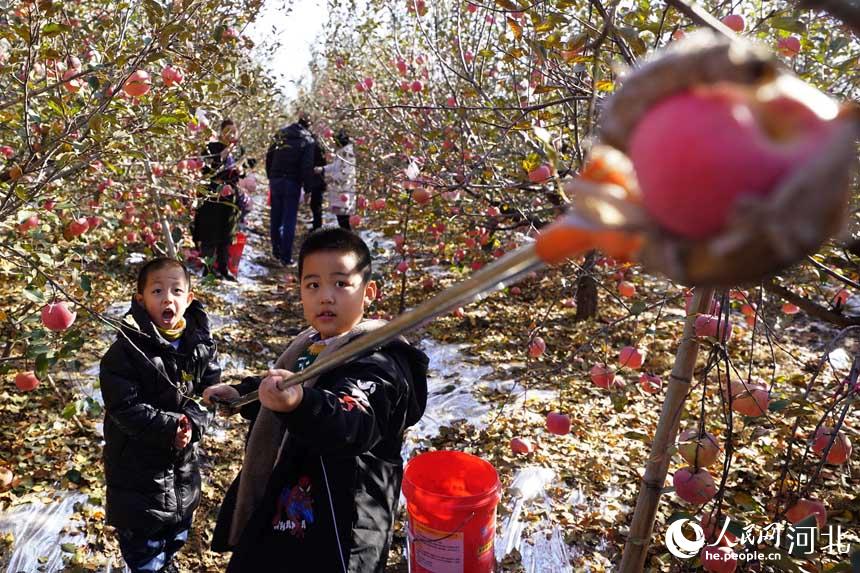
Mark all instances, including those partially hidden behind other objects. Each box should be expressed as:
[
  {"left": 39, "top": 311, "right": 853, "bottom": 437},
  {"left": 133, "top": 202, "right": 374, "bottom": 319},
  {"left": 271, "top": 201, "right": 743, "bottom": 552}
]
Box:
[
  {"left": 41, "top": 301, "right": 76, "bottom": 331},
  {"left": 590, "top": 363, "right": 617, "bottom": 389},
  {"left": 161, "top": 65, "right": 184, "bottom": 87},
  {"left": 726, "top": 379, "right": 769, "bottom": 417},
  {"left": 812, "top": 427, "right": 852, "bottom": 465},
  {"left": 721, "top": 14, "right": 745, "bottom": 32},
  {"left": 778, "top": 36, "right": 801, "bottom": 58},
  {"left": 629, "top": 78, "right": 843, "bottom": 240},
  {"left": 694, "top": 314, "right": 732, "bottom": 342},
  {"left": 677, "top": 428, "right": 721, "bottom": 468},
  {"left": 527, "top": 164, "right": 552, "bottom": 183},
  {"left": 618, "top": 281, "right": 636, "bottom": 298},
  {"left": 123, "top": 70, "right": 151, "bottom": 97}
]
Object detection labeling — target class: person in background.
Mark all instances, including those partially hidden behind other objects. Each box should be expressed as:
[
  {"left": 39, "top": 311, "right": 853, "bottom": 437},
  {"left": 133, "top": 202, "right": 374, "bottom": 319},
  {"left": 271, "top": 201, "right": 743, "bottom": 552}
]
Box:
[
  {"left": 317, "top": 129, "right": 356, "bottom": 230},
  {"left": 192, "top": 118, "right": 243, "bottom": 281},
  {"left": 265, "top": 113, "right": 316, "bottom": 266}
]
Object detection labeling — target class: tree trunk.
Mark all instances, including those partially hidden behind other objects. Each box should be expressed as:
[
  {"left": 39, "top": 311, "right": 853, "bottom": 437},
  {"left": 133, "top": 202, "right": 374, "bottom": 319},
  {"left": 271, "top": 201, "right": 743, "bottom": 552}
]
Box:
[{"left": 575, "top": 250, "right": 599, "bottom": 321}]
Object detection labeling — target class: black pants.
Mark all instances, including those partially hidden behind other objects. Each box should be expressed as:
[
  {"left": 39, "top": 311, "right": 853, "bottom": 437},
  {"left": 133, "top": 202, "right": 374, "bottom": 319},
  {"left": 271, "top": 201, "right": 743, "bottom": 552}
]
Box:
[
  {"left": 200, "top": 242, "right": 230, "bottom": 276},
  {"left": 311, "top": 186, "right": 324, "bottom": 230},
  {"left": 336, "top": 215, "right": 351, "bottom": 230}
]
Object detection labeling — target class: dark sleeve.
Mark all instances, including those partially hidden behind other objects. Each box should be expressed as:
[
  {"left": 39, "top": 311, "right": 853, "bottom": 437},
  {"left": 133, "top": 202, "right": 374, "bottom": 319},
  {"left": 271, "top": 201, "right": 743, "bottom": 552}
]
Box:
[
  {"left": 199, "top": 360, "right": 222, "bottom": 392},
  {"left": 183, "top": 353, "right": 220, "bottom": 442},
  {"left": 233, "top": 376, "right": 262, "bottom": 421},
  {"left": 99, "top": 347, "right": 181, "bottom": 448},
  {"left": 300, "top": 139, "right": 315, "bottom": 189},
  {"left": 265, "top": 137, "right": 276, "bottom": 178},
  {"left": 280, "top": 359, "right": 400, "bottom": 456},
  {"left": 313, "top": 140, "right": 326, "bottom": 167},
  {"left": 182, "top": 399, "right": 211, "bottom": 443}
]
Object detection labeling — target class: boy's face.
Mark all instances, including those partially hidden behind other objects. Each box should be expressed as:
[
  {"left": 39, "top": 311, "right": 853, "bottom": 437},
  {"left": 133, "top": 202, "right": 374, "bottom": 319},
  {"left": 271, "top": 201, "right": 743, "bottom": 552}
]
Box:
[
  {"left": 300, "top": 250, "right": 376, "bottom": 339},
  {"left": 135, "top": 266, "right": 194, "bottom": 330}
]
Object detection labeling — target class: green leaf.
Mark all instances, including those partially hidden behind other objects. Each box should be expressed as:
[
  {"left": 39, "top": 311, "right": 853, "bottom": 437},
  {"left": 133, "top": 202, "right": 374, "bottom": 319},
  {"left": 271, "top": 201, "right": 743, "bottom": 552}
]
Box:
[
  {"left": 22, "top": 287, "right": 45, "bottom": 303},
  {"left": 623, "top": 429, "right": 651, "bottom": 442},
  {"left": 61, "top": 402, "right": 78, "bottom": 419},
  {"left": 768, "top": 398, "right": 790, "bottom": 412},
  {"left": 60, "top": 542, "right": 78, "bottom": 553},
  {"left": 829, "top": 37, "right": 849, "bottom": 53},
  {"left": 769, "top": 17, "right": 806, "bottom": 33},
  {"left": 610, "top": 391, "right": 628, "bottom": 412},
  {"left": 65, "top": 468, "right": 82, "bottom": 484},
  {"left": 81, "top": 275, "right": 91, "bottom": 294},
  {"left": 35, "top": 352, "right": 53, "bottom": 372},
  {"left": 666, "top": 511, "right": 696, "bottom": 524},
  {"left": 84, "top": 397, "right": 102, "bottom": 417},
  {"left": 630, "top": 301, "right": 647, "bottom": 315}
]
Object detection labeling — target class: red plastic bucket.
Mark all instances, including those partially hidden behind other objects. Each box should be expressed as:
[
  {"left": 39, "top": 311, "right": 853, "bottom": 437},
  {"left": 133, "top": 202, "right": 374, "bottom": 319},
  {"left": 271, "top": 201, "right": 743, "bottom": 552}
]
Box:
[
  {"left": 227, "top": 231, "right": 246, "bottom": 277},
  {"left": 402, "top": 451, "right": 501, "bottom": 573}
]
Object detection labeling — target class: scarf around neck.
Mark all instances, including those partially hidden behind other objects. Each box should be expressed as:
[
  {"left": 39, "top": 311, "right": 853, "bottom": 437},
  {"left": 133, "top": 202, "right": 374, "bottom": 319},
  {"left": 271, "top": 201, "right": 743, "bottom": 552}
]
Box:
[{"left": 155, "top": 316, "right": 187, "bottom": 342}]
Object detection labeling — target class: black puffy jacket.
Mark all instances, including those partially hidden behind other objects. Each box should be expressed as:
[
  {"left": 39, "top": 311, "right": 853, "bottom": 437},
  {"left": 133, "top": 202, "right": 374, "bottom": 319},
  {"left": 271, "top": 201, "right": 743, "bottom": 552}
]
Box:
[
  {"left": 265, "top": 123, "right": 316, "bottom": 185},
  {"left": 192, "top": 140, "right": 242, "bottom": 246},
  {"left": 216, "top": 340, "right": 428, "bottom": 573},
  {"left": 99, "top": 298, "right": 220, "bottom": 534}
]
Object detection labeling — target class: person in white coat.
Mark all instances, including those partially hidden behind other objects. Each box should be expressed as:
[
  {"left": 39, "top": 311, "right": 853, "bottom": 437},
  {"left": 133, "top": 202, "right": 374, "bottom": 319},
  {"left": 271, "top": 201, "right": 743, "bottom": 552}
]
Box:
[{"left": 317, "top": 130, "right": 356, "bottom": 230}]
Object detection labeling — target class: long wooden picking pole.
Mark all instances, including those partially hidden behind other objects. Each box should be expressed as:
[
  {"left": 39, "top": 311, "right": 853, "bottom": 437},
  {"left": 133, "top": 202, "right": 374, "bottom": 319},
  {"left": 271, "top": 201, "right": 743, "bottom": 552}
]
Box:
[
  {"left": 619, "top": 287, "right": 716, "bottom": 571},
  {"left": 225, "top": 243, "right": 545, "bottom": 410}
]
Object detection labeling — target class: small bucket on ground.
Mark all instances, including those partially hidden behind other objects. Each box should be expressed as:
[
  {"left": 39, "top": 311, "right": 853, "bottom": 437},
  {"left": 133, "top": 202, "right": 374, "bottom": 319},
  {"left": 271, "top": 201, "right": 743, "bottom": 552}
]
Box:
[
  {"left": 402, "top": 450, "right": 501, "bottom": 573},
  {"left": 227, "top": 231, "right": 246, "bottom": 277}
]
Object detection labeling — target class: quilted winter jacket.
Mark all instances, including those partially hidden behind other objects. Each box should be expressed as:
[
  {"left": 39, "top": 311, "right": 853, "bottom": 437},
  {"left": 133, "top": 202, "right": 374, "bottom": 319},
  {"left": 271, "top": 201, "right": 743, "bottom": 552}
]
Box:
[
  {"left": 99, "top": 298, "right": 220, "bottom": 534},
  {"left": 216, "top": 338, "right": 428, "bottom": 573}
]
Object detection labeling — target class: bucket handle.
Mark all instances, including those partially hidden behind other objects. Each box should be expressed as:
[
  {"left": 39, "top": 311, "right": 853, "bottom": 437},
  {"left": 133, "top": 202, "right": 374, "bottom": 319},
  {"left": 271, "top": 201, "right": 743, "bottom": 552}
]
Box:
[{"left": 410, "top": 511, "right": 476, "bottom": 543}]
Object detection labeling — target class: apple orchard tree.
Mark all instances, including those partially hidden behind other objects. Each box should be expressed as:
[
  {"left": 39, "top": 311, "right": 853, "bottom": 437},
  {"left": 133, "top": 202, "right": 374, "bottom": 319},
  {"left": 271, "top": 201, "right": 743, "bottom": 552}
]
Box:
[
  {"left": 1, "top": 0, "right": 860, "bottom": 569},
  {"left": 296, "top": 0, "right": 860, "bottom": 568},
  {"left": 0, "top": 0, "right": 284, "bottom": 381}
]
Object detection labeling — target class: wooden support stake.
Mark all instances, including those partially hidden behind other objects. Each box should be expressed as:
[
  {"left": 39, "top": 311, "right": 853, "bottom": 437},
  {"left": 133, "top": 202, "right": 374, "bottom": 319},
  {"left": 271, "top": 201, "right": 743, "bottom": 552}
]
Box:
[{"left": 619, "top": 286, "right": 716, "bottom": 571}]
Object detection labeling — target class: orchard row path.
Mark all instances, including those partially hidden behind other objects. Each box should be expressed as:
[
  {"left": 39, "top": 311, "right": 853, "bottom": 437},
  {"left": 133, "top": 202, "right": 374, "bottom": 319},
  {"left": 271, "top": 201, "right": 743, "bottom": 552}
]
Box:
[{"left": 2, "top": 184, "right": 859, "bottom": 572}]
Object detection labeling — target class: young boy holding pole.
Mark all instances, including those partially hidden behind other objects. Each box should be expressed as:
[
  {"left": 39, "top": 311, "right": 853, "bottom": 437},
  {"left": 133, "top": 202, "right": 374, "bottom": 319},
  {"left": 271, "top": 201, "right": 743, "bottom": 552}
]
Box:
[{"left": 205, "top": 227, "right": 428, "bottom": 572}]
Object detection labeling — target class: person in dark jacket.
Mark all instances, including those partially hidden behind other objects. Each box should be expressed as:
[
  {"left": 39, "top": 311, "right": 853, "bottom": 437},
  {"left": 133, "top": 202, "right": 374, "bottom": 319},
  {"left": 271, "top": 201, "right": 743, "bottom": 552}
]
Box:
[
  {"left": 192, "top": 118, "right": 244, "bottom": 280},
  {"left": 265, "top": 113, "right": 317, "bottom": 265},
  {"left": 100, "top": 257, "right": 221, "bottom": 573},
  {"left": 203, "top": 228, "right": 428, "bottom": 572}
]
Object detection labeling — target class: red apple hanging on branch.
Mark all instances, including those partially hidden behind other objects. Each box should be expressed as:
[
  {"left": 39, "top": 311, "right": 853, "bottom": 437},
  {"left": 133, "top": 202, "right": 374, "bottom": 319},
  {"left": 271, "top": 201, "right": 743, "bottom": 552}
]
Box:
[
  {"left": 123, "top": 70, "right": 152, "bottom": 97},
  {"left": 41, "top": 301, "right": 76, "bottom": 331}
]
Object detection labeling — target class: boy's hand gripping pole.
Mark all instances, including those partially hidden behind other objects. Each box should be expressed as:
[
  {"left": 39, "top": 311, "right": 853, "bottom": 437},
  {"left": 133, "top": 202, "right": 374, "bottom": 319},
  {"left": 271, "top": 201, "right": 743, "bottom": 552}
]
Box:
[{"left": 224, "top": 217, "right": 597, "bottom": 412}]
